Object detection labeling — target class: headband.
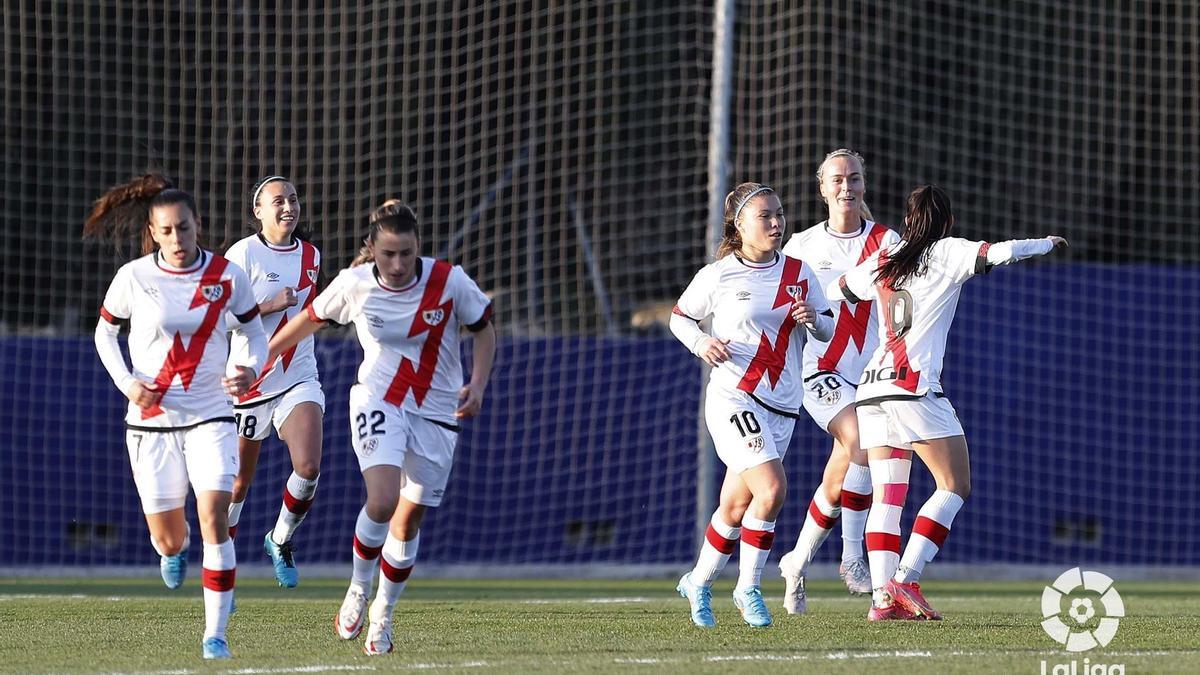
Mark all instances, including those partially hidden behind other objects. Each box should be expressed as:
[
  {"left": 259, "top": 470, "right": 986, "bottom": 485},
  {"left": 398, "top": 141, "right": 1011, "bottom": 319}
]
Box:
[
  {"left": 251, "top": 175, "right": 287, "bottom": 207},
  {"left": 733, "top": 186, "right": 774, "bottom": 224}
]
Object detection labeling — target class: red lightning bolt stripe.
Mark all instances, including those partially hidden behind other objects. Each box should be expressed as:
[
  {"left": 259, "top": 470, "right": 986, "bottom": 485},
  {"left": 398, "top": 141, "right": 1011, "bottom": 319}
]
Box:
[
  {"left": 384, "top": 260, "right": 454, "bottom": 407},
  {"left": 817, "top": 223, "right": 891, "bottom": 372},
  {"left": 738, "top": 257, "right": 806, "bottom": 393}
]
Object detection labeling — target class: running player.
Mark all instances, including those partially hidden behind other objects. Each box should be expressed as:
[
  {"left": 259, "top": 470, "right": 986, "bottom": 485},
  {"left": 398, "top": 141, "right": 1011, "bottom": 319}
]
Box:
[
  {"left": 831, "top": 184, "right": 1067, "bottom": 620},
  {"left": 671, "top": 182, "right": 834, "bottom": 628},
  {"left": 265, "top": 199, "right": 496, "bottom": 655},
  {"left": 224, "top": 175, "right": 324, "bottom": 588},
  {"left": 777, "top": 149, "right": 900, "bottom": 613},
  {"left": 88, "top": 173, "right": 267, "bottom": 659}
]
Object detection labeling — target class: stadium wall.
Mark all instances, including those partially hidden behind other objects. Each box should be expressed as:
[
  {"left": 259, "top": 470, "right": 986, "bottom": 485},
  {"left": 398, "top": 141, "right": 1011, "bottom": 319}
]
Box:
[{"left": 1, "top": 263, "right": 1196, "bottom": 571}]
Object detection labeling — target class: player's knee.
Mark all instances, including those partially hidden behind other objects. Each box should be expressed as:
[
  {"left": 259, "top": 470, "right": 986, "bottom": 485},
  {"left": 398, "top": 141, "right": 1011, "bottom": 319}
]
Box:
[
  {"left": 293, "top": 459, "right": 320, "bottom": 480},
  {"left": 952, "top": 481, "right": 971, "bottom": 500},
  {"left": 718, "top": 501, "right": 748, "bottom": 526},
  {"left": 365, "top": 500, "right": 396, "bottom": 523},
  {"left": 155, "top": 535, "right": 187, "bottom": 555}
]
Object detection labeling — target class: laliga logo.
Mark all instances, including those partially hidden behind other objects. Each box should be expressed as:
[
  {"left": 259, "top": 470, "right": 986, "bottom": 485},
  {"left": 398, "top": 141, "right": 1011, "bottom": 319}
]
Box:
[{"left": 1041, "top": 567, "right": 1124, "bottom": 652}]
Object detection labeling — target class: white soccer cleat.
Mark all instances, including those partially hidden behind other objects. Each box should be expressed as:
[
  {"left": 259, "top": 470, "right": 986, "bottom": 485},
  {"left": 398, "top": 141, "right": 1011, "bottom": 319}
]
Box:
[
  {"left": 335, "top": 587, "right": 369, "bottom": 640},
  {"left": 839, "top": 558, "right": 872, "bottom": 595},
  {"left": 778, "top": 551, "right": 807, "bottom": 615},
  {"left": 363, "top": 616, "right": 394, "bottom": 656}
]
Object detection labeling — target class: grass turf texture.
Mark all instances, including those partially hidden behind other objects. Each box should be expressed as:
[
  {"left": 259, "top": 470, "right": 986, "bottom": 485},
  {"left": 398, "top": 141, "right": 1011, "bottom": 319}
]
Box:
[{"left": 0, "top": 578, "right": 1197, "bottom": 673}]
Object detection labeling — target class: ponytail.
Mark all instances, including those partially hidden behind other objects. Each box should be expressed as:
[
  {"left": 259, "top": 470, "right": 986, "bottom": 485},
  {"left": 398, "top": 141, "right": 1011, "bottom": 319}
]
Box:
[
  {"left": 352, "top": 199, "right": 420, "bottom": 266},
  {"left": 875, "top": 184, "right": 954, "bottom": 290},
  {"left": 84, "top": 173, "right": 199, "bottom": 256}
]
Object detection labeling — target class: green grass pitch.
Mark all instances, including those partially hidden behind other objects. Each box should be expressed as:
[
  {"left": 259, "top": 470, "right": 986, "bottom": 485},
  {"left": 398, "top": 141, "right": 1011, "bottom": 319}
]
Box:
[{"left": 1, "top": 577, "right": 1197, "bottom": 673}]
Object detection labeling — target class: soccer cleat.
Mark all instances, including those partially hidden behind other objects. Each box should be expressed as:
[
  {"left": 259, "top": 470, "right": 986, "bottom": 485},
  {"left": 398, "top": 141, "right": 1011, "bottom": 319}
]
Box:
[
  {"left": 201, "top": 636, "right": 232, "bottom": 659},
  {"left": 264, "top": 531, "right": 299, "bottom": 588},
  {"left": 363, "top": 616, "right": 394, "bottom": 656},
  {"left": 159, "top": 552, "right": 187, "bottom": 590},
  {"left": 732, "top": 585, "right": 773, "bottom": 627},
  {"left": 886, "top": 579, "right": 942, "bottom": 620},
  {"left": 335, "top": 587, "right": 370, "bottom": 640},
  {"left": 778, "top": 551, "right": 807, "bottom": 614},
  {"left": 867, "top": 602, "right": 924, "bottom": 621},
  {"left": 839, "top": 558, "right": 872, "bottom": 595},
  {"left": 675, "top": 573, "right": 716, "bottom": 628}
]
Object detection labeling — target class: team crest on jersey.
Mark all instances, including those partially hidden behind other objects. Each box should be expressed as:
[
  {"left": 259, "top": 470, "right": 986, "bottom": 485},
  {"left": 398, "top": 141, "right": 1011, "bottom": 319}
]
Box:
[
  {"left": 785, "top": 284, "right": 805, "bottom": 298},
  {"left": 306, "top": 268, "right": 319, "bottom": 284},
  {"left": 422, "top": 308, "right": 446, "bottom": 326},
  {"left": 746, "top": 436, "right": 765, "bottom": 452},
  {"left": 360, "top": 437, "right": 378, "bottom": 456},
  {"left": 200, "top": 283, "right": 225, "bottom": 303}
]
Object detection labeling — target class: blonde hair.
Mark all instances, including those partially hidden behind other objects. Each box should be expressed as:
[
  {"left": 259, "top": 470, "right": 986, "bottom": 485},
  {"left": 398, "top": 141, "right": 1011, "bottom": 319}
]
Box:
[
  {"left": 718, "top": 182, "right": 775, "bottom": 259},
  {"left": 817, "top": 148, "right": 874, "bottom": 222}
]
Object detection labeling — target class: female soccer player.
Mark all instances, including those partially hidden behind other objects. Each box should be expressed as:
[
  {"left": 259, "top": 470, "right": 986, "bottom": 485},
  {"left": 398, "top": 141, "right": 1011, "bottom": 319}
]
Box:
[
  {"left": 671, "top": 182, "right": 834, "bottom": 628},
  {"left": 88, "top": 173, "right": 268, "bottom": 659},
  {"left": 777, "top": 149, "right": 900, "bottom": 613},
  {"left": 831, "top": 185, "right": 1067, "bottom": 620},
  {"left": 266, "top": 199, "right": 496, "bottom": 655},
  {"left": 224, "top": 175, "right": 324, "bottom": 588}
]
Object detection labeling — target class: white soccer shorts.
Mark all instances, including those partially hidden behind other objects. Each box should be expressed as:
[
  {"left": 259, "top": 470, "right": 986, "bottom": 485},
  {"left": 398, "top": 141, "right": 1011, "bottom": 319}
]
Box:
[
  {"left": 704, "top": 388, "right": 796, "bottom": 474},
  {"left": 802, "top": 371, "right": 857, "bottom": 432},
  {"left": 125, "top": 421, "right": 239, "bottom": 514},
  {"left": 856, "top": 392, "right": 964, "bottom": 450},
  {"left": 233, "top": 380, "right": 325, "bottom": 442},
  {"left": 349, "top": 384, "right": 459, "bottom": 507}
]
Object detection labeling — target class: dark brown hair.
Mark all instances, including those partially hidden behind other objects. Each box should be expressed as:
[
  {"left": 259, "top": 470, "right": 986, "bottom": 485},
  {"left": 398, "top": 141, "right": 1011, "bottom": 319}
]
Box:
[
  {"left": 718, "top": 182, "right": 774, "bottom": 259},
  {"left": 875, "top": 184, "right": 955, "bottom": 290},
  {"left": 250, "top": 174, "right": 310, "bottom": 242},
  {"left": 83, "top": 173, "right": 199, "bottom": 256},
  {"left": 350, "top": 199, "right": 420, "bottom": 266}
]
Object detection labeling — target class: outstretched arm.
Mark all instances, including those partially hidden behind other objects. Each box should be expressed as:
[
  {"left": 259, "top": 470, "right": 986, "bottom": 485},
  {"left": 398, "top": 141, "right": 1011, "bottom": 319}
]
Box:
[{"left": 983, "top": 236, "right": 1068, "bottom": 269}]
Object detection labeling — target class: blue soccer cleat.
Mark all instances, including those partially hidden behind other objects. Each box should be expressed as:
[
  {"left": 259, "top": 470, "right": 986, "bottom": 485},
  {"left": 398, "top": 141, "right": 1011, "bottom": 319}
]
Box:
[
  {"left": 676, "top": 573, "right": 716, "bottom": 628},
  {"left": 201, "top": 636, "right": 232, "bottom": 659},
  {"left": 160, "top": 552, "right": 187, "bottom": 590},
  {"left": 264, "top": 531, "right": 299, "bottom": 588},
  {"left": 732, "top": 585, "right": 773, "bottom": 627}
]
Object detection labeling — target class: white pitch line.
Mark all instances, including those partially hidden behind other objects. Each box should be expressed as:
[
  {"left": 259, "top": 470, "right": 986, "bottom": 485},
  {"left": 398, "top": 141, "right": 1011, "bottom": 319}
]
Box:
[
  {"left": 229, "top": 666, "right": 378, "bottom": 674},
  {"left": 520, "top": 596, "right": 652, "bottom": 604}
]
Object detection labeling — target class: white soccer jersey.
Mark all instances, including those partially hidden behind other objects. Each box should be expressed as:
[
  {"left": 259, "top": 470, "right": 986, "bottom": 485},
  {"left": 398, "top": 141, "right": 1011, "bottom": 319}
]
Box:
[
  {"left": 783, "top": 221, "right": 900, "bottom": 380},
  {"left": 835, "top": 237, "right": 992, "bottom": 403},
  {"left": 309, "top": 257, "right": 492, "bottom": 424},
  {"left": 673, "top": 253, "right": 830, "bottom": 413},
  {"left": 225, "top": 234, "right": 321, "bottom": 403},
  {"left": 99, "top": 250, "right": 262, "bottom": 428}
]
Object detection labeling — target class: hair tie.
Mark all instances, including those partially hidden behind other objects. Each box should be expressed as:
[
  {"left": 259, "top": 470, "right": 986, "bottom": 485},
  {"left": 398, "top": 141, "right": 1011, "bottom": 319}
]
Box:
[{"left": 733, "top": 186, "right": 774, "bottom": 224}]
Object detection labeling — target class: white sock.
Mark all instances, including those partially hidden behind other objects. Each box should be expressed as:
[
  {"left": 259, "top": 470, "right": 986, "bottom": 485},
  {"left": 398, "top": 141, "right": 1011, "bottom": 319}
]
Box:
[
  {"left": 840, "top": 463, "right": 872, "bottom": 562},
  {"left": 271, "top": 472, "right": 319, "bottom": 544},
  {"left": 895, "top": 490, "right": 965, "bottom": 583},
  {"left": 689, "top": 513, "right": 740, "bottom": 587},
  {"left": 201, "top": 540, "right": 236, "bottom": 640},
  {"left": 351, "top": 507, "right": 389, "bottom": 594},
  {"left": 735, "top": 515, "right": 776, "bottom": 591},
  {"left": 866, "top": 451, "right": 911, "bottom": 605},
  {"left": 786, "top": 488, "right": 840, "bottom": 576},
  {"left": 372, "top": 532, "right": 419, "bottom": 620}
]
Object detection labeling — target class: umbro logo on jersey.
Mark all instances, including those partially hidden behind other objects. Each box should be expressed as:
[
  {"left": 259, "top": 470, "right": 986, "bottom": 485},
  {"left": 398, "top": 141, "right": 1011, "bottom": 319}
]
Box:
[
  {"left": 142, "top": 286, "right": 159, "bottom": 298},
  {"left": 422, "top": 309, "right": 446, "bottom": 326},
  {"left": 736, "top": 291, "right": 752, "bottom": 300},
  {"left": 818, "top": 259, "right": 833, "bottom": 270},
  {"left": 365, "top": 314, "right": 384, "bottom": 328},
  {"left": 200, "top": 284, "right": 225, "bottom": 303},
  {"left": 266, "top": 272, "right": 280, "bottom": 282}
]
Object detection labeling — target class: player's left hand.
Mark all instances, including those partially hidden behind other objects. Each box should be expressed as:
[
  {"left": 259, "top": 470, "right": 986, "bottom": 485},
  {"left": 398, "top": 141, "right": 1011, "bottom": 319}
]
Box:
[
  {"left": 791, "top": 298, "right": 816, "bottom": 324},
  {"left": 222, "top": 366, "right": 257, "bottom": 397},
  {"left": 456, "top": 382, "right": 485, "bottom": 418}
]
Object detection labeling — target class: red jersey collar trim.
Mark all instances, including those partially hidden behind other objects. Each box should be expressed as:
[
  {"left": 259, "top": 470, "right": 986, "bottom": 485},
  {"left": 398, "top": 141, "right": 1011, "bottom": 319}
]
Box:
[
  {"left": 256, "top": 233, "right": 300, "bottom": 252},
  {"left": 155, "top": 248, "right": 208, "bottom": 275},
  {"left": 734, "top": 251, "right": 780, "bottom": 269},
  {"left": 373, "top": 257, "right": 424, "bottom": 293},
  {"left": 823, "top": 220, "right": 868, "bottom": 239}
]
